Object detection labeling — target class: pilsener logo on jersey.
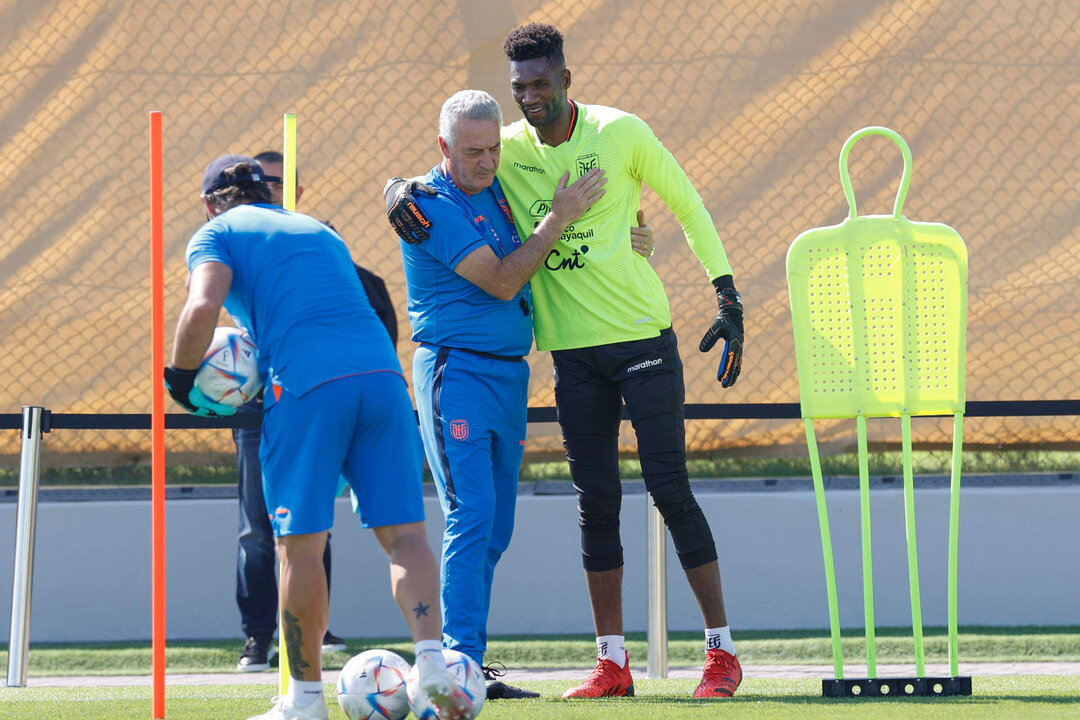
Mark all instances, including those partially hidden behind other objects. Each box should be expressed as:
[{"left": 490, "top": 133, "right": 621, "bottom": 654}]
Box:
[{"left": 529, "top": 199, "right": 551, "bottom": 219}]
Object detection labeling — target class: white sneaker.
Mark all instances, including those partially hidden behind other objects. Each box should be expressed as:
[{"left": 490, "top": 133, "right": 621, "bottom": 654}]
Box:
[
  {"left": 246, "top": 695, "right": 330, "bottom": 720},
  {"left": 420, "top": 671, "right": 471, "bottom": 720}
]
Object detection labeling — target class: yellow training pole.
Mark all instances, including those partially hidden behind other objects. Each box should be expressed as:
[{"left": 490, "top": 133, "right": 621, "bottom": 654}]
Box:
[
  {"left": 277, "top": 112, "right": 298, "bottom": 696},
  {"left": 283, "top": 114, "right": 297, "bottom": 212}
]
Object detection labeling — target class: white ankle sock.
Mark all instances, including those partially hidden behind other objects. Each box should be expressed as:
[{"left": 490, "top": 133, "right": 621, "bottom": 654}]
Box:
[
  {"left": 705, "top": 626, "right": 736, "bottom": 656},
  {"left": 597, "top": 635, "right": 627, "bottom": 666},
  {"left": 414, "top": 640, "right": 446, "bottom": 679},
  {"left": 286, "top": 678, "right": 324, "bottom": 709}
]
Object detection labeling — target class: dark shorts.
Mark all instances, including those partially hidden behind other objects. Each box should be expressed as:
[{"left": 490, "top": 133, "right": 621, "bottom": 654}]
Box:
[
  {"left": 552, "top": 328, "right": 717, "bottom": 571},
  {"left": 552, "top": 327, "right": 687, "bottom": 489}
]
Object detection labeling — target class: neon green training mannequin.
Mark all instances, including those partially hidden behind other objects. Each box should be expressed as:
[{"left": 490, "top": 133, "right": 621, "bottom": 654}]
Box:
[{"left": 787, "top": 126, "right": 968, "bottom": 694}]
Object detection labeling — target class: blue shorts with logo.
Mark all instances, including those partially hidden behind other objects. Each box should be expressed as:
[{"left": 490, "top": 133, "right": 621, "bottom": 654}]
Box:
[{"left": 260, "top": 371, "right": 425, "bottom": 536}]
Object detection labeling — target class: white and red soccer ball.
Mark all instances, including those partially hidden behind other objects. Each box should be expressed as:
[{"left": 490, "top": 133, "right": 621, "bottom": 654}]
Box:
[
  {"left": 194, "top": 326, "right": 261, "bottom": 406},
  {"left": 405, "top": 648, "right": 486, "bottom": 720},
  {"left": 337, "top": 649, "right": 412, "bottom": 720}
]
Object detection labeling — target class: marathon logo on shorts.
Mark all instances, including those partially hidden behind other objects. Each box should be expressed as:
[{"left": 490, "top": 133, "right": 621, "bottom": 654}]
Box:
[
  {"left": 449, "top": 419, "right": 469, "bottom": 441},
  {"left": 626, "top": 358, "right": 663, "bottom": 374},
  {"left": 274, "top": 507, "right": 289, "bottom": 518}
]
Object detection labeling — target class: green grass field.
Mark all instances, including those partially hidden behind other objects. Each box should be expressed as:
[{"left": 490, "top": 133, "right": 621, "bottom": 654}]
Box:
[
  {"left": 1, "top": 676, "right": 1078, "bottom": 719},
  {"left": 2, "top": 449, "right": 1076, "bottom": 487},
  {"left": 2, "top": 629, "right": 1078, "bottom": 718},
  {"left": 3, "top": 627, "right": 1078, "bottom": 676}
]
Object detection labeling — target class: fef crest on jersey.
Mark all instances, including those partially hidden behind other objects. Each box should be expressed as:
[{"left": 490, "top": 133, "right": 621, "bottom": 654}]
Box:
[{"left": 576, "top": 153, "right": 599, "bottom": 176}]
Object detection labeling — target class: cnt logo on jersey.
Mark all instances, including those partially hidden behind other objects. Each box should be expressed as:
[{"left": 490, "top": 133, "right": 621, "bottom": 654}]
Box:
[
  {"left": 544, "top": 243, "right": 589, "bottom": 271},
  {"left": 449, "top": 419, "right": 469, "bottom": 441}
]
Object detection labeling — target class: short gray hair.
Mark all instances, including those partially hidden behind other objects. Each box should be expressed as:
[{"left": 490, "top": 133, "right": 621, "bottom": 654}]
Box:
[{"left": 439, "top": 90, "right": 502, "bottom": 147}]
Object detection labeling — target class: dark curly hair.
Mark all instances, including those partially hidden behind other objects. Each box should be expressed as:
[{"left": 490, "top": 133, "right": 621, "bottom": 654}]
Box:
[
  {"left": 502, "top": 22, "right": 565, "bottom": 68},
  {"left": 204, "top": 162, "right": 271, "bottom": 212}
]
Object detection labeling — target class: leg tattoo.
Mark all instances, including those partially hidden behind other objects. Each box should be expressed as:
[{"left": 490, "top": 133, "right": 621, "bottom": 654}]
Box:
[{"left": 283, "top": 609, "right": 311, "bottom": 677}]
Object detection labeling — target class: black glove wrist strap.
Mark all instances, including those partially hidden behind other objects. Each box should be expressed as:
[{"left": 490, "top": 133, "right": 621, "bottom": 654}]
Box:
[
  {"left": 163, "top": 365, "right": 198, "bottom": 395},
  {"left": 711, "top": 276, "right": 741, "bottom": 310},
  {"left": 163, "top": 365, "right": 200, "bottom": 412},
  {"left": 711, "top": 274, "right": 735, "bottom": 292}
]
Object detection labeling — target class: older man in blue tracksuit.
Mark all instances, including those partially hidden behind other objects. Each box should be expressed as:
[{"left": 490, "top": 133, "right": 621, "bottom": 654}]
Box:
[{"left": 398, "top": 89, "right": 605, "bottom": 700}]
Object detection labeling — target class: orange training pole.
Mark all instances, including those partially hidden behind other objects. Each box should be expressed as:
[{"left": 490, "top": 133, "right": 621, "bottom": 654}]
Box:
[{"left": 149, "top": 110, "right": 167, "bottom": 720}]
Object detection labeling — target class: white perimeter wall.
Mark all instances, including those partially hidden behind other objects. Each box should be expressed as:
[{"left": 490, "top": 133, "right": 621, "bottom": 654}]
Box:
[{"left": 1, "top": 485, "right": 1078, "bottom": 643}]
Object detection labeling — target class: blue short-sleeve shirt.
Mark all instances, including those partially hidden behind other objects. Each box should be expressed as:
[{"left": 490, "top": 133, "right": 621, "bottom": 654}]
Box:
[
  {"left": 185, "top": 203, "right": 401, "bottom": 395},
  {"left": 399, "top": 166, "right": 533, "bottom": 357}
]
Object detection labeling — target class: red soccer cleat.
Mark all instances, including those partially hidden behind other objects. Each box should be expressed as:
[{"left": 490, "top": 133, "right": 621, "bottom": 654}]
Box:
[
  {"left": 693, "top": 648, "right": 742, "bottom": 698},
  {"left": 562, "top": 653, "right": 635, "bottom": 698}
]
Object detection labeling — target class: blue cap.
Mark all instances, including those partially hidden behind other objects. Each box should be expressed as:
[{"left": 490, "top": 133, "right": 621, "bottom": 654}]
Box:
[{"left": 201, "top": 154, "right": 266, "bottom": 195}]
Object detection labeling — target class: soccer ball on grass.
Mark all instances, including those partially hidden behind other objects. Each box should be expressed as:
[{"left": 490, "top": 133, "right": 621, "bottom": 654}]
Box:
[
  {"left": 336, "top": 649, "right": 411, "bottom": 720},
  {"left": 405, "top": 648, "right": 486, "bottom": 720}
]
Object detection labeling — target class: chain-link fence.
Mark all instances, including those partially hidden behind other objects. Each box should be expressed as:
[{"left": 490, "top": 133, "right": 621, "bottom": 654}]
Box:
[{"left": 1, "top": 0, "right": 1078, "bottom": 464}]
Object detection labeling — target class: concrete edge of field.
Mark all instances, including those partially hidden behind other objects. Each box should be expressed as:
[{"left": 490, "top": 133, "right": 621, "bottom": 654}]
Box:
[{"left": 10, "top": 663, "right": 1080, "bottom": 688}]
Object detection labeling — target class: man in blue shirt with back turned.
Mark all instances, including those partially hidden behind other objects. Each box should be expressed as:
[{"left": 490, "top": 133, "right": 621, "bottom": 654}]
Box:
[
  {"left": 165, "top": 155, "right": 469, "bottom": 720},
  {"left": 231, "top": 149, "right": 398, "bottom": 673},
  {"left": 400, "top": 89, "right": 605, "bottom": 700}
]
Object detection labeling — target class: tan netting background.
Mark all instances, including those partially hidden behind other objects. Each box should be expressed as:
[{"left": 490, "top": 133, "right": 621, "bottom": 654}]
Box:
[{"left": 1, "top": 0, "right": 1078, "bottom": 465}]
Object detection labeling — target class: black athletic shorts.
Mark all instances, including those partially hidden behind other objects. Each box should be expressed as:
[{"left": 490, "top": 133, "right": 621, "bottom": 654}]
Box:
[
  {"left": 554, "top": 328, "right": 708, "bottom": 570},
  {"left": 552, "top": 326, "right": 687, "bottom": 485}
]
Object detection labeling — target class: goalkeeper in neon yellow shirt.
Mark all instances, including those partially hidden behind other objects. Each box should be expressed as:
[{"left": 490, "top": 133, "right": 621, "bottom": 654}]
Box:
[{"left": 386, "top": 21, "right": 745, "bottom": 701}]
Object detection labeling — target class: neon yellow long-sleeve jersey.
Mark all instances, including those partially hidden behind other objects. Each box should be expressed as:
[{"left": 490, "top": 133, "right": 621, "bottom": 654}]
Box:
[{"left": 498, "top": 101, "right": 732, "bottom": 351}]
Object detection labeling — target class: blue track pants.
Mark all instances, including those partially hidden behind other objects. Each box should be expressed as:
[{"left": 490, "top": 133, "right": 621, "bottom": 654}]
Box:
[{"left": 413, "top": 345, "right": 528, "bottom": 666}]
